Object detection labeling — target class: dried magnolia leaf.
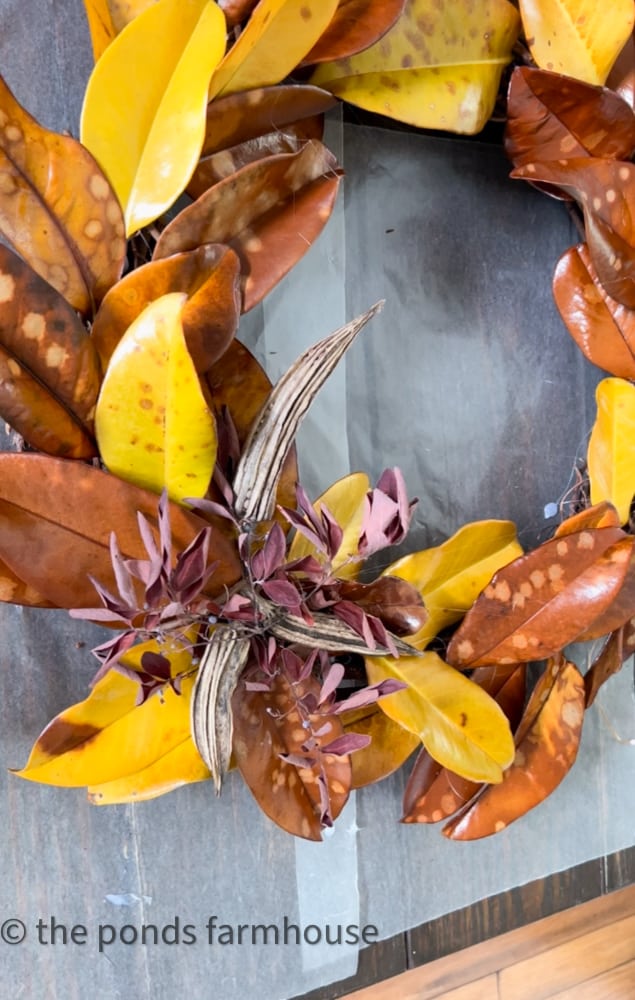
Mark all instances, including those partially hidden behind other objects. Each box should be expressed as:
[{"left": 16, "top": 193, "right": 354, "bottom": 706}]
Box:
[
  {"left": 0, "top": 245, "right": 100, "bottom": 458},
  {"left": 0, "top": 454, "right": 241, "bottom": 609},
  {"left": 154, "top": 141, "right": 342, "bottom": 312},
  {"left": 447, "top": 526, "right": 632, "bottom": 668},
  {"left": 81, "top": 0, "right": 226, "bottom": 235},
  {"left": 337, "top": 577, "right": 427, "bottom": 636},
  {"left": 209, "top": 0, "right": 340, "bottom": 99},
  {"left": 365, "top": 651, "right": 515, "bottom": 784},
  {"left": 232, "top": 304, "right": 382, "bottom": 523},
  {"left": 83, "top": 0, "right": 160, "bottom": 59},
  {"left": 232, "top": 671, "right": 351, "bottom": 840},
  {"left": 387, "top": 520, "right": 523, "bottom": 649},
  {"left": 553, "top": 244, "right": 635, "bottom": 380},
  {"left": 89, "top": 739, "right": 211, "bottom": 803},
  {"left": 302, "top": 0, "right": 406, "bottom": 65},
  {"left": 287, "top": 471, "right": 371, "bottom": 579},
  {"left": 444, "top": 658, "right": 585, "bottom": 840},
  {"left": 584, "top": 627, "right": 632, "bottom": 707},
  {"left": 91, "top": 244, "right": 240, "bottom": 374},
  {"left": 340, "top": 703, "right": 419, "bottom": 788},
  {"left": 518, "top": 0, "right": 634, "bottom": 85},
  {"left": 0, "top": 75, "right": 125, "bottom": 315},
  {"left": 554, "top": 501, "right": 622, "bottom": 536},
  {"left": 607, "top": 28, "right": 635, "bottom": 109},
  {"left": 311, "top": 0, "right": 520, "bottom": 134},
  {"left": 587, "top": 377, "right": 635, "bottom": 523},
  {"left": 95, "top": 293, "right": 218, "bottom": 503}
]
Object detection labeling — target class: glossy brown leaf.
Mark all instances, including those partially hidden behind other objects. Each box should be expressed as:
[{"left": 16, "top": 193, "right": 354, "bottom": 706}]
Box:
[
  {"left": 232, "top": 672, "right": 351, "bottom": 840},
  {"left": 584, "top": 625, "right": 633, "bottom": 707},
  {"left": 446, "top": 526, "right": 631, "bottom": 668},
  {"left": 302, "top": 0, "right": 406, "bottom": 65},
  {"left": 200, "top": 85, "right": 336, "bottom": 158},
  {"left": 0, "top": 75, "right": 125, "bottom": 315},
  {"left": 575, "top": 538, "right": 635, "bottom": 640},
  {"left": 0, "top": 455, "right": 241, "bottom": 609},
  {"left": 0, "top": 245, "right": 101, "bottom": 458},
  {"left": 336, "top": 576, "right": 427, "bottom": 636},
  {"left": 0, "top": 560, "right": 53, "bottom": 608},
  {"left": 553, "top": 244, "right": 635, "bottom": 380},
  {"left": 505, "top": 67, "right": 635, "bottom": 169},
  {"left": 91, "top": 244, "right": 241, "bottom": 373},
  {"left": 607, "top": 28, "right": 635, "bottom": 109},
  {"left": 153, "top": 141, "right": 342, "bottom": 312},
  {"left": 402, "top": 665, "right": 526, "bottom": 824},
  {"left": 554, "top": 501, "right": 622, "bottom": 536},
  {"left": 340, "top": 703, "right": 419, "bottom": 788},
  {"left": 444, "top": 658, "right": 585, "bottom": 840},
  {"left": 512, "top": 158, "right": 635, "bottom": 308}
]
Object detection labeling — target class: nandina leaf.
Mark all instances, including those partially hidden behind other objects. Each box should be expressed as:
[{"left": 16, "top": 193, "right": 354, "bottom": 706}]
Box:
[
  {"left": 89, "top": 738, "right": 210, "bottom": 803},
  {"left": 302, "top": 0, "right": 406, "bottom": 65},
  {"left": 584, "top": 623, "right": 635, "bottom": 706},
  {"left": 95, "top": 293, "right": 217, "bottom": 503},
  {"left": 16, "top": 638, "right": 197, "bottom": 787},
  {"left": 402, "top": 665, "right": 526, "bottom": 824},
  {"left": 208, "top": 0, "right": 340, "bottom": 99},
  {"left": 505, "top": 67, "right": 635, "bottom": 171},
  {"left": 554, "top": 501, "right": 622, "bottom": 536},
  {"left": 153, "top": 141, "right": 342, "bottom": 312},
  {"left": 587, "top": 377, "right": 635, "bottom": 523},
  {"left": 337, "top": 577, "right": 427, "bottom": 636},
  {"left": 447, "top": 526, "right": 631, "bottom": 668},
  {"left": 0, "top": 245, "right": 101, "bottom": 458},
  {"left": 444, "top": 658, "right": 585, "bottom": 840},
  {"left": 365, "top": 651, "right": 515, "bottom": 784},
  {"left": 311, "top": 0, "right": 520, "bottom": 135},
  {"left": 91, "top": 244, "right": 240, "bottom": 373},
  {"left": 0, "top": 454, "right": 240, "bottom": 609},
  {"left": 232, "top": 671, "right": 351, "bottom": 840},
  {"left": 0, "top": 75, "right": 125, "bottom": 315},
  {"left": 512, "top": 158, "right": 635, "bottom": 308},
  {"left": 340, "top": 703, "right": 419, "bottom": 788},
  {"left": 518, "top": 0, "right": 634, "bottom": 85},
  {"left": 386, "top": 520, "right": 523, "bottom": 649},
  {"left": 287, "top": 472, "right": 371, "bottom": 579},
  {"left": 80, "top": 0, "right": 226, "bottom": 235},
  {"left": 553, "top": 244, "right": 635, "bottom": 380}
]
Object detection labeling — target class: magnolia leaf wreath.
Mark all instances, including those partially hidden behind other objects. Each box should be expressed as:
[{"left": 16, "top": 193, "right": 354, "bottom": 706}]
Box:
[{"left": 1, "top": 0, "right": 635, "bottom": 841}]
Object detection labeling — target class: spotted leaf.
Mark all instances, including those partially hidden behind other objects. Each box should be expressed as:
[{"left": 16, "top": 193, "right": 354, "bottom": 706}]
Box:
[
  {"left": 444, "top": 658, "right": 585, "bottom": 840},
  {"left": 587, "top": 377, "right": 635, "bottom": 524}
]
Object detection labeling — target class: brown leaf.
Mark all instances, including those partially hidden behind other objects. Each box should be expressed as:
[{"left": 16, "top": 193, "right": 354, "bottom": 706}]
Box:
[
  {"left": 302, "top": 0, "right": 406, "bottom": 65},
  {"left": 512, "top": 158, "right": 635, "bottom": 308},
  {"left": 0, "top": 75, "right": 125, "bottom": 315},
  {"left": 0, "top": 454, "right": 241, "bottom": 609},
  {"left": 554, "top": 501, "right": 622, "bottom": 536},
  {"left": 232, "top": 671, "right": 351, "bottom": 840},
  {"left": 553, "top": 244, "right": 635, "bottom": 379},
  {"left": 402, "top": 665, "right": 526, "bottom": 824},
  {"left": 153, "top": 141, "right": 342, "bottom": 312},
  {"left": 607, "top": 29, "right": 635, "bottom": 109},
  {"left": 444, "top": 658, "right": 585, "bottom": 840},
  {"left": 446, "top": 527, "right": 631, "bottom": 668},
  {"left": 584, "top": 626, "right": 633, "bottom": 707},
  {"left": 91, "top": 244, "right": 241, "bottom": 373},
  {"left": 0, "top": 245, "right": 101, "bottom": 458},
  {"left": 340, "top": 702, "right": 419, "bottom": 788},
  {"left": 337, "top": 576, "right": 428, "bottom": 635},
  {"left": 575, "top": 538, "right": 635, "bottom": 640}
]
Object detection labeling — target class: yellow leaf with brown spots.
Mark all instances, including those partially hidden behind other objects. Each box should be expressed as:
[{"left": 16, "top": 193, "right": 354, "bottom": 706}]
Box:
[
  {"left": 95, "top": 292, "right": 217, "bottom": 503},
  {"left": 385, "top": 520, "right": 522, "bottom": 649},
  {"left": 444, "top": 658, "right": 585, "bottom": 840},
  {"left": 446, "top": 525, "right": 631, "bottom": 668},
  {"left": 15, "top": 637, "right": 197, "bottom": 787},
  {"left": 0, "top": 245, "right": 101, "bottom": 458},
  {"left": 81, "top": 0, "right": 226, "bottom": 236},
  {"left": 88, "top": 738, "right": 211, "bottom": 803},
  {"left": 588, "top": 377, "right": 635, "bottom": 524},
  {"left": 208, "top": 0, "right": 340, "bottom": 100},
  {"left": 518, "top": 0, "right": 634, "bottom": 86},
  {"left": 365, "top": 652, "right": 515, "bottom": 783},
  {"left": 0, "top": 75, "right": 125, "bottom": 315},
  {"left": 287, "top": 472, "right": 370, "bottom": 579},
  {"left": 311, "top": 0, "right": 520, "bottom": 134}
]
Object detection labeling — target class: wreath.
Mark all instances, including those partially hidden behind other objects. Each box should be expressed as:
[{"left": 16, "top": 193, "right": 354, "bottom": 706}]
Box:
[{"left": 1, "top": 0, "right": 634, "bottom": 842}]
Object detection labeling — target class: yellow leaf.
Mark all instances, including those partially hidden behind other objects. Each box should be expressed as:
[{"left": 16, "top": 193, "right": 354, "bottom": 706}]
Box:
[
  {"left": 519, "top": 0, "right": 634, "bottom": 86},
  {"left": 83, "top": 0, "right": 160, "bottom": 60},
  {"left": 89, "top": 739, "right": 210, "bottom": 803},
  {"left": 587, "top": 377, "right": 635, "bottom": 523},
  {"left": 287, "top": 471, "right": 370, "bottom": 579},
  {"left": 209, "top": 0, "right": 340, "bottom": 100},
  {"left": 366, "top": 652, "right": 515, "bottom": 783},
  {"left": 81, "top": 0, "right": 226, "bottom": 235},
  {"left": 311, "top": 0, "right": 520, "bottom": 134},
  {"left": 386, "top": 520, "right": 523, "bottom": 648},
  {"left": 95, "top": 292, "right": 217, "bottom": 503},
  {"left": 16, "top": 638, "right": 196, "bottom": 787},
  {"left": 341, "top": 704, "right": 419, "bottom": 788}
]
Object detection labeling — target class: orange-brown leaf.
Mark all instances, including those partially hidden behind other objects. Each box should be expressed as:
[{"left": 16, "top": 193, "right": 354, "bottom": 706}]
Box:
[
  {"left": 554, "top": 501, "right": 622, "bottom": 536},
  {"left": 444, "top": 659, "right": 585, "bottom": 840},
  {"left": 91, "top": 244, "right": 241, "bottom": 373},
  {"left": 0, "top": 75, "right": 125, "bottom": 315},
  {"left": 584, "top": 626, "right": 632, "bottom": 707},
  {"left": 302, "top": 0, "right": 406, "bottom": 65}
]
